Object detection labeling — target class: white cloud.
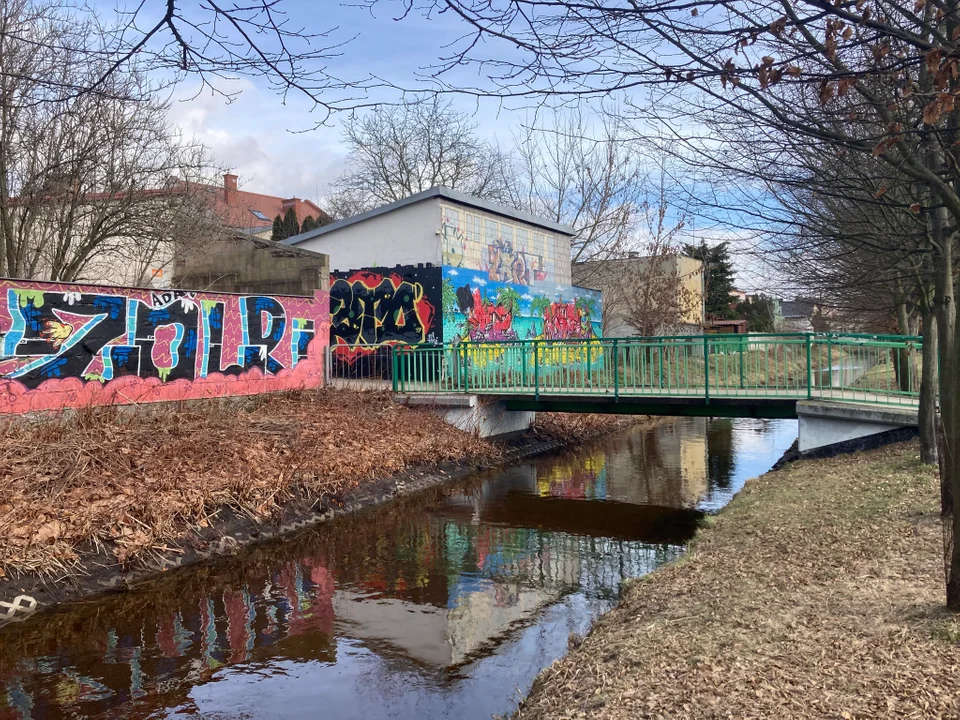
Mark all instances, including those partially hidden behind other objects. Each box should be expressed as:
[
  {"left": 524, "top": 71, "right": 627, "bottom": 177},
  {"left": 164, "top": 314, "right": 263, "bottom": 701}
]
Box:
[{"left": 169, "top": 79, "right": 348, "bottom": 205}]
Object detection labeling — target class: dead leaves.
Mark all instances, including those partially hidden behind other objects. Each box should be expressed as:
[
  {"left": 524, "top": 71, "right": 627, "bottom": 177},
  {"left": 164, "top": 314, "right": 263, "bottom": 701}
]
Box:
[{"left": 0, "top": 389, "right": 495, "bottom": 577}]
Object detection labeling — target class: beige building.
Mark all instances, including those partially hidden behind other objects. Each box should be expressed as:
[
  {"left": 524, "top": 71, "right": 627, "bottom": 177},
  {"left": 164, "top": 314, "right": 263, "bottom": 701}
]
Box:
[{"left": 572, "top": 254, "right": 704, "bottom": 336}]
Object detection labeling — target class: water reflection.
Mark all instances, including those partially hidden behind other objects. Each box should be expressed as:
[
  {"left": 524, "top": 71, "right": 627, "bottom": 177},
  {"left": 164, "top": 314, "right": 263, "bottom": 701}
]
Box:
[{"left": 0, "top": 417, "right": 796, "bottom": 720}]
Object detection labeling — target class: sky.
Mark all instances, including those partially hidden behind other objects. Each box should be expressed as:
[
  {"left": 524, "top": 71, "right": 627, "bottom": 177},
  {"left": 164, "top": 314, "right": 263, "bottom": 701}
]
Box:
[{"left": 95, "top": 0, "right": 776, "bottom": 292}]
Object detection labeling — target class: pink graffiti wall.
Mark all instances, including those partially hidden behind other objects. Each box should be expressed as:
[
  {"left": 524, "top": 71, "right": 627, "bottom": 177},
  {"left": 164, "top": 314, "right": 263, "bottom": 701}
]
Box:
[{"left": 0, "top": 279, "right": 330, "bottom": 414}]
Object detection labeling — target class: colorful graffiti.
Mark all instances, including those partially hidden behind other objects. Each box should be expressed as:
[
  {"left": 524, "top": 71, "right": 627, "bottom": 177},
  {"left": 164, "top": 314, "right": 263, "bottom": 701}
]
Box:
[
  {"left": 442, "top": 267, "right": 601, "bottom": 343},
  {"left": 329, "top": 266, "right": 441, "bottom": 362},
  {"left": 486, "top": 238, "right": 546, "bottom": 286},
  {"left": 0, "top": 280, "right": 328, "bottom": 414}
]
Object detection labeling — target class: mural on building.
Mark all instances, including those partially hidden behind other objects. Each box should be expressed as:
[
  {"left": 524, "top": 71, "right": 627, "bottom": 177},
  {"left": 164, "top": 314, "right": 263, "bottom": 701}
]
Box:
[
  {"left": 0, "top": 280, "right": 328, "bottom": 413},
  {"left": 441, "top": 267, "right": 601, "bottom": 343},
  {"left": 329, "top": 266, "right": 441, "bottom": 362},
  {"left": 440, "top": 206, "right": 564, "bottom": 286}
]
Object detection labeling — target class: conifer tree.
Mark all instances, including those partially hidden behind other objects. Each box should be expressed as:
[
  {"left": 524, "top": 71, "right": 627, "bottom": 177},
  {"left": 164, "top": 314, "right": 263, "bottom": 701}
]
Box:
[{"left": 281, "top": 207, "right": 300, "bottom": 239}]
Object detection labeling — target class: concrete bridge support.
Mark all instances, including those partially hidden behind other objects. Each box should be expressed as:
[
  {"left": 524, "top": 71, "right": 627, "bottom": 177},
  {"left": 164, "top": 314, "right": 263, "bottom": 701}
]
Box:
[
  {"left": 796, "top": 400, "right": 919, "bottom": 457},
  {"left": 397, "top": 394, "right": 536, "bottom": 438}
]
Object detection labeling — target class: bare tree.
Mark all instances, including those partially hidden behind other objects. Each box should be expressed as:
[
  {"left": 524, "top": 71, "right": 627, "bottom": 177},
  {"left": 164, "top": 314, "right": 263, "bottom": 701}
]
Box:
[
  {"left": 369, "top": 0, "right": 960, "bottom": 608},
  {"left": 509, "top": 108, "right": 649, "bottom": 267},
  {"left": 0, "top": 0, "right": 224, "bottom": 285},
  {"left": 0, "top": 0, "right": 366, "bottom": 117},
  {"left": 325, "top": 95, "right": 512, "bottom": 217}
]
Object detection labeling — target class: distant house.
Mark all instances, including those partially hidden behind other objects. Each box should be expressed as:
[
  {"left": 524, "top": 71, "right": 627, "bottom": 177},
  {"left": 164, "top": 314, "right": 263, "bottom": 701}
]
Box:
[
  {"left": 571, "top": 254, "right": 704, "bottom": 336},
  {"left": 283, "top": 186, "right": 603, "bottom": 349},
  {"left": 206, "top": 174, "right": 329, "bottom": 240},
  {"left": 4, "top": 173, "right": 330, "bottom": 289},
  {"left": 781, "top": 299, "right": 818, "bottom": 332}
]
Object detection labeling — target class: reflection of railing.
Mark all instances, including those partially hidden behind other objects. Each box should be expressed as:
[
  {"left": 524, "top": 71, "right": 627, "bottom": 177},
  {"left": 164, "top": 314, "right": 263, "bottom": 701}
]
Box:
[{"left": 390, "top": 333, "right": 923, "bottom": 407}]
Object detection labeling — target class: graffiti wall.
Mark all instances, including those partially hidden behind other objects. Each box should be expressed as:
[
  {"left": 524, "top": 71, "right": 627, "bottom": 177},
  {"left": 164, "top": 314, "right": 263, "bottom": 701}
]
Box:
[
  {"left": 439, "top": 203, "right": 571, "bottom": 286},
  {"left": 0, "top": 280, "right": 329, "bottom": 413},
  {"left": 441, "top": 267, "right": 602, "bottom": 343},
  {"left": 329, "top": 265, "right": 442, "bottom": 364}
]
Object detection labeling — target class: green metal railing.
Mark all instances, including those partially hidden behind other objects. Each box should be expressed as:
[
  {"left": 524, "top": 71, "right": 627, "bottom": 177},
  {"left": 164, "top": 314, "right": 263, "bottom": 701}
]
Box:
[{"left": 389, "top": 333, "right": 923, "bottom": 407}]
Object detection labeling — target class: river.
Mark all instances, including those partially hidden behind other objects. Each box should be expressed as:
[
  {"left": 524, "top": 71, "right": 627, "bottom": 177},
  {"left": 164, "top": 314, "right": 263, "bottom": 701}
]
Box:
[{"left": 0, "top": 417, "right": 797, "bottom": 719}]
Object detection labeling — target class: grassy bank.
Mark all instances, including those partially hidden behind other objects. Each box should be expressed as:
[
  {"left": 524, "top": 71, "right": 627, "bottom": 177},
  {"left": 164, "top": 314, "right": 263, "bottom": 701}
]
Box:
[
  {"left": 0, "top": 390, "right": 644, "bottom": 583},
  {"left": 515, "top": 441, "right": 960, "bottom": 719}
]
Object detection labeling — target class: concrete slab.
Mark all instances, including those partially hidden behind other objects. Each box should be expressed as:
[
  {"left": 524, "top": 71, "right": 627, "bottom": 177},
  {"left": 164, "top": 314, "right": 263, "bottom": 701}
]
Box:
[{"left": 796, "top": 400, "right": 918, "bottom": 454}]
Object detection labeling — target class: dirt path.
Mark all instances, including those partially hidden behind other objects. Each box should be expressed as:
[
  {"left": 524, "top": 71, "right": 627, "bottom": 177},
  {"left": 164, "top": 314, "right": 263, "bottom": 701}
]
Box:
[{"left": 515, "top": 441, "right": 960, "bottom": 719}]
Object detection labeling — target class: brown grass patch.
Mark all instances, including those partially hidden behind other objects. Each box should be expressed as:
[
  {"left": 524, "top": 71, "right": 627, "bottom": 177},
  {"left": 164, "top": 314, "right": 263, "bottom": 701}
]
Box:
[
  {"left": 0, "top": 389, "right": 493, "bottom": 578},
  {"left": 532, "top": 412, "right": 647, "bottom": 444},
  {"left": 514, "top": 441, "right": 960, "bottom": 719}
]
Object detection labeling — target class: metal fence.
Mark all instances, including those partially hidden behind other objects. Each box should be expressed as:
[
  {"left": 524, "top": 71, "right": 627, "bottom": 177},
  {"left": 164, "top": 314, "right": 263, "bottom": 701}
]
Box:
[{"left": 386, "top": 333, "right": 923, "bottom": 407}]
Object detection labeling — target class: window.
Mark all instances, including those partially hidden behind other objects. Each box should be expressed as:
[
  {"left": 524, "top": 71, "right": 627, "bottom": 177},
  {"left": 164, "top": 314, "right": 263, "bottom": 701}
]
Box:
[{"left": 250, "top": 209, "right": 270, "bottom": 221}]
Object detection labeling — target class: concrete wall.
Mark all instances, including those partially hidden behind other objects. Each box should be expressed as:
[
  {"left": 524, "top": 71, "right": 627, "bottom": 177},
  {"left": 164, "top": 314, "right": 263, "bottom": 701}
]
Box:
[
  {"left": 296, "top": 199, "right": 443, "bottom": 270},
  {"left": 439, "top": 201, "right": 572, "bottom": 285},
  {"left": 174, "top": 235, "right": 330, "bottom": 296},
  {"left": 796, "top": 400, "right": 918, "bottom": 455},
  {"left": 0, "top": 278, "right": 329, "bottom": 414},
  {"left": 572, "top": 256, "right": 704, "bottom": 337}
]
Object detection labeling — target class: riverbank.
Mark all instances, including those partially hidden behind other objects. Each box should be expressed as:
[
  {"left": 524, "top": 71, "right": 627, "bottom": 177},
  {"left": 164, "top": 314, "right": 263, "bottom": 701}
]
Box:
[
  {"left": 0, "top": 389, "right": 653, "bottom": 614},
  {"left": 514, "top": 440, "right": 960, "bottom": 719}
]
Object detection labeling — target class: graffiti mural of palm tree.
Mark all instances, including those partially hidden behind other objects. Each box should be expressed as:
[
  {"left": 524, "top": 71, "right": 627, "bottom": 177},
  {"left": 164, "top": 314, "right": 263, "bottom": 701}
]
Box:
[
  {"left": 496, "top": 286, "right": 523, "bottom": 316},
  {"left": 575, "top": 296, "right": 597, "bottom": 321},
  {"left": 530, "top": 295, "right": 552, "bottom": 318}
]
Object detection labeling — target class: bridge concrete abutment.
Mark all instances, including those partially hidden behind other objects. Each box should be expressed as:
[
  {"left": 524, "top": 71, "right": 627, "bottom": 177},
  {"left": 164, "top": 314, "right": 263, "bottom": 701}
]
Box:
[
  {"left": 796, "top": 400, "right": 919, "bottom": 457},
  {"left": 397, "top": 393, "right": 535, "bottom": 438}
]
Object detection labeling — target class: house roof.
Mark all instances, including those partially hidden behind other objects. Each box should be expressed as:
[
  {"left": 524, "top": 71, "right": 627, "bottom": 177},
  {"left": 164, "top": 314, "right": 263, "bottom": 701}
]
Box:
[
  {"left": 202, "top": 185, "right": 329, "bottom": 232},
  {"left": 782, "top": 299, "right": 817, "bottom": 318},
  {"left": 281, "top": 186, "right": 576, "bottom": 247}
]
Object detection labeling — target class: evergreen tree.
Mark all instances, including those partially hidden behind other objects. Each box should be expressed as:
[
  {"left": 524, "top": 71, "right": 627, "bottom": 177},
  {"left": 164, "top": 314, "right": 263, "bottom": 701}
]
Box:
[
  {"left": 300, "top": 215, "right": 319, "bottom": 232},
  {"left": 683, "top": 241, "right": 738, "bottom": 320},
  {"left": 281, "top": 207, "right": 300, "bottom": 239},
  {"left": 271, "top": 214, "right": 283, "bottom": 242},
  {"left": 737, "top": 295, "right": 778, "bottom": 332}
]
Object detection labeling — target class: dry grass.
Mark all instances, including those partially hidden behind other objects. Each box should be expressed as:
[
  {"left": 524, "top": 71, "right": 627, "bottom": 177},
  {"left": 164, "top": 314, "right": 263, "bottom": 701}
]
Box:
[
  {"left": 532, "top": 412, "right": 644, "bottom": 444},
  {"left": 515, "top": 441, "right": 960, "bottom": 719},
  {"left": 0, "top": 389, "right": 493, "bottom": 578}
]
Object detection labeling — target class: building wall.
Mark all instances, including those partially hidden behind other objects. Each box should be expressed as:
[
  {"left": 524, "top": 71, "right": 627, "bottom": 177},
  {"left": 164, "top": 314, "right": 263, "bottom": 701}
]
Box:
[
  {"left": 0, "top": 279, "right": 329, "bottom": 414},
  {"left": 440, "top": 202, "right": 571, "bottom": 286},
  {"left": 296, "top": 199, "right": 443, "bottom": 271},
  {"left": 174, "top": 235, "right": 330, "bottom": 297},
  {"left": 572, "top": 256, "right": 704, "bottom": 337},
  {"left": 330, "top": 264, "right": 442, "bottom": 353},
  {"left": 439, "top": 202, "right": 597, "bottom": 341}
]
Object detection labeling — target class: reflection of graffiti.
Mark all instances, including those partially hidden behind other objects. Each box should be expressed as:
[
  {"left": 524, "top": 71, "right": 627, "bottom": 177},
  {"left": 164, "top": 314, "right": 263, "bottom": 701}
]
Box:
[{"left": 0, "top": 280, "right": 328, "bottom": 414}]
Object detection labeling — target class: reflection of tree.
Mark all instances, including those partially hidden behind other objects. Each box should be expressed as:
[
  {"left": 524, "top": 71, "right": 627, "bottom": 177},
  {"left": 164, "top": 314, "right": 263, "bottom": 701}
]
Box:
[{"left": 706, "top": 419, "right": 737, "bottom": 489}]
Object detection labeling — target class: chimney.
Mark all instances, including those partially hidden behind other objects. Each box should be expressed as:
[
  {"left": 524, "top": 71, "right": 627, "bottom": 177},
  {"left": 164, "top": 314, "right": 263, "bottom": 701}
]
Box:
[{"left": 223, "top": 173, "right": 238, "bottom": 201}]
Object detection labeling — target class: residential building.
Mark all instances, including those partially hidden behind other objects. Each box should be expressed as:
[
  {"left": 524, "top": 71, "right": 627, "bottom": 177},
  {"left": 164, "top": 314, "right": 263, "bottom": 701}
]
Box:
[
  {"left": 284, "top": 186, "right": 603, "bottom": 347},
  {"left": 206, "top": 174, "right": 329, "bottom": 240},
  {"left": 571, "top": 254, "right": 704, "bottom": 337},
  {"left": 781, "top": 299, "right": 818, "bottom": 332}
]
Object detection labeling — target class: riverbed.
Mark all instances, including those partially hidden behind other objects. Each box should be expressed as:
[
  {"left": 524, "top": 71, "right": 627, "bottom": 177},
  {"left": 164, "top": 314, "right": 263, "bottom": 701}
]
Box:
[{"left": 0, "top": 417, "right": 796, "bottom": 719}]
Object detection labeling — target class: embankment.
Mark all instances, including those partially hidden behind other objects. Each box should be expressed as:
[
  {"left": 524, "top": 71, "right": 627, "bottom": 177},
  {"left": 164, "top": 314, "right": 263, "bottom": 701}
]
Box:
[
  {"left": 514, "top": 440, "right": 960, "bottom": 719},
  {"left": 0, "top": 389, "right": 653, "bottom": 615}
]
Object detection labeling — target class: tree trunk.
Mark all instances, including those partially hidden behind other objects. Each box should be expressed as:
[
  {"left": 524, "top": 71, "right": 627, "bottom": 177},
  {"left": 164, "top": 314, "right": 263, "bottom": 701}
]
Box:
[
  {"left": 895, "top": 294, "right": 913, "bottom": 392},
  {"left": 919, "top": 308, "right": 938, "bottom": 465},
  {"left": 931, "top": 204, "right": 960, "bottom": 610}
]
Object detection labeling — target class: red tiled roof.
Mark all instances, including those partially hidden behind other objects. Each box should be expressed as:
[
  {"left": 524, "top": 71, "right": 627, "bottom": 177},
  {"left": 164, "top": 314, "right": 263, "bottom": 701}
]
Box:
[
  {"left": 205, "top": 176, "right": 330, "bottom": 230},
  {"left": 7, "top": 174, "right": 330, "bottom": 232}
]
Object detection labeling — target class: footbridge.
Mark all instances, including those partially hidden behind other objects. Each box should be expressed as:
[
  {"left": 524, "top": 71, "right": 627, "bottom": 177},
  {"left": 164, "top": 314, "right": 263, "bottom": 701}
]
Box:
[{"left": 376, "top": 333, "right": 923, "bottom": 451}]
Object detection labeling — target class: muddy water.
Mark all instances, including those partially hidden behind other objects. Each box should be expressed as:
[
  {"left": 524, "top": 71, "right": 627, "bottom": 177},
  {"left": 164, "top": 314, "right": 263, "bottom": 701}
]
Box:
[{"left": 0, "top": 417, "right": 796, "bottom": 720}]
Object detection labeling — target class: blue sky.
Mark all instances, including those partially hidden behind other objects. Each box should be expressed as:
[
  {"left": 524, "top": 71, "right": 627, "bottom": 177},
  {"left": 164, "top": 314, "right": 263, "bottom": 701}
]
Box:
[
  {"left": 88, "top": 0, "right": 777, "bottom": 291},
  {"left": 149, "top": 0, "right": 525, "bottom": 202}
]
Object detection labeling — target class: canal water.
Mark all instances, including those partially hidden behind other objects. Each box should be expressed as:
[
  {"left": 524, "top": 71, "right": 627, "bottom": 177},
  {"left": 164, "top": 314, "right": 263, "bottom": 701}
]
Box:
[{"left": 0, "top": 417, "right": 796, "bottom": 720}]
